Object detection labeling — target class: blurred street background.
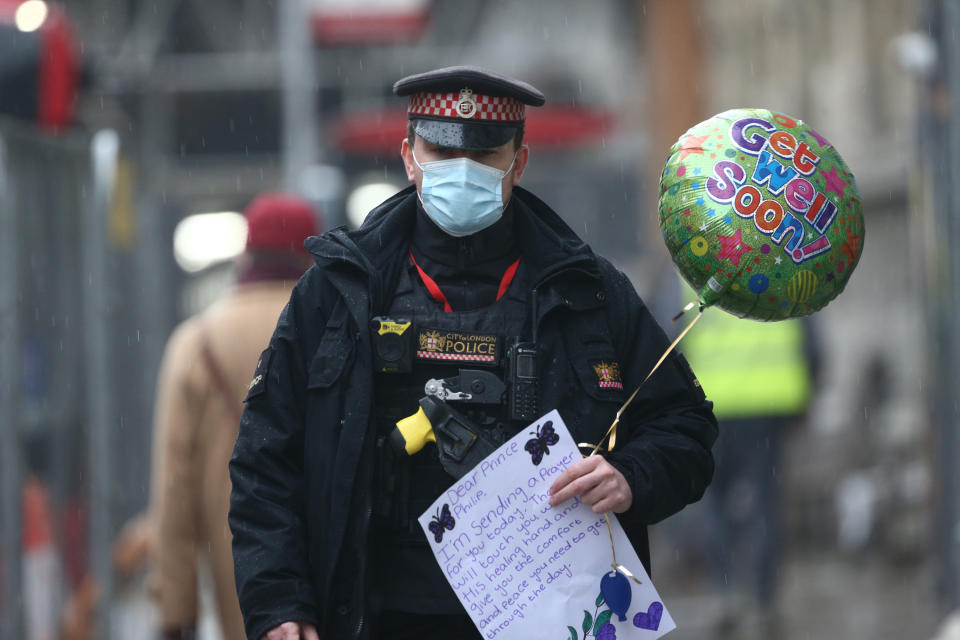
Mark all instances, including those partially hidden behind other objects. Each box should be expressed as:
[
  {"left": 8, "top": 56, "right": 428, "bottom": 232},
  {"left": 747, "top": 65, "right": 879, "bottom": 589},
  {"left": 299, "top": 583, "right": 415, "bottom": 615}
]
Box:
[{"left": 0, "top": 0, "right": 956, "bottom": 638}]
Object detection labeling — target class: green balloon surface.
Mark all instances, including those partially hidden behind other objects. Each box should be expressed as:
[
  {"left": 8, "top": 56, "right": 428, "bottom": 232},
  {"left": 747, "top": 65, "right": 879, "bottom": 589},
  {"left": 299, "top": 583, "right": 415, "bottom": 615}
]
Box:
[{"left": 659, "top": 108, "right": 864, "bottom": 320}]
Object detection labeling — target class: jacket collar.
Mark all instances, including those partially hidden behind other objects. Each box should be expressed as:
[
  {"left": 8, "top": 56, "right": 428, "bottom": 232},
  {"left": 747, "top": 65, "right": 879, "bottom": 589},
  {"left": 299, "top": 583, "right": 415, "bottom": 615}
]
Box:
[{"left": 305, "top": 185, "right": 603, "bottom": 311}]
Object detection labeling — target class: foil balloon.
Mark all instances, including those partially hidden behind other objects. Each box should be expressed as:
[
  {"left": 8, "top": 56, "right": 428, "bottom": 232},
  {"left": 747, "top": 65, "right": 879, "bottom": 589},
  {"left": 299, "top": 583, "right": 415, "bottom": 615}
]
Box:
[{"left": 659, "top": 108, "right": 864, "bottom": 320}]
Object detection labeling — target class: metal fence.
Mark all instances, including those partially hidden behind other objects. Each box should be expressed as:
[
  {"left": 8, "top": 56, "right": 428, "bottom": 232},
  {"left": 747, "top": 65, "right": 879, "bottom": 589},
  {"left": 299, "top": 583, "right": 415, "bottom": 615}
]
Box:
[{"left": 0, "top": 119, "right": 170, "bottom": 640}]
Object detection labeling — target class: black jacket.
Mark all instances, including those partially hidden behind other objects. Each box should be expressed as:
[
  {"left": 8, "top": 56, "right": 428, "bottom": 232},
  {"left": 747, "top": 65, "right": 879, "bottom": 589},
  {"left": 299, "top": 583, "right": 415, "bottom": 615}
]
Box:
[{"left": 229, "top": 186, "right": 717, "bottom": 640}]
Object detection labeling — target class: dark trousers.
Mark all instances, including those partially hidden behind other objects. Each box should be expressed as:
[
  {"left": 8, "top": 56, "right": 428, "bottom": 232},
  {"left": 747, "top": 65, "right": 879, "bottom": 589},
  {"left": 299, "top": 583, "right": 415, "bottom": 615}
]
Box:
[
  {"left": 376, "top": 611, "right": 482, "bottom": 640},
  {"left": 706, "top": 416, "right": 783, "bottom": 608}
]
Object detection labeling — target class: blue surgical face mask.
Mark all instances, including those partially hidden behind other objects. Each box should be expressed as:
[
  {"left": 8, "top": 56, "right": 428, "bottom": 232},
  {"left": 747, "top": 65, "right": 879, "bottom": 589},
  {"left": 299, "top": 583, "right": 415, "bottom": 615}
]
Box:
[{"left": 413, "top": 149, "right": 518, "bottom": 237}]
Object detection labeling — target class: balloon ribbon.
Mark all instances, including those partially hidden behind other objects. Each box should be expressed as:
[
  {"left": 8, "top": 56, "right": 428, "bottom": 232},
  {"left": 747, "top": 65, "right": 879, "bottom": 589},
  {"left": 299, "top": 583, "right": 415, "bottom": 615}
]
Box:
[{"left": 578, "top": 308, "right": 704, "bottom": 583}]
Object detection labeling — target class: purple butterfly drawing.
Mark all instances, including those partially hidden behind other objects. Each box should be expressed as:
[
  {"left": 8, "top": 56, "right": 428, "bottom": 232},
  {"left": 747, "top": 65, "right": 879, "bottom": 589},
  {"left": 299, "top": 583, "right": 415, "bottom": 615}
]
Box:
[
  {"left": 428, "top": 503, "right": 456, "bottom": 543},
  {"left": 524, "top": 420, "right": 560, "bottom": 465}
]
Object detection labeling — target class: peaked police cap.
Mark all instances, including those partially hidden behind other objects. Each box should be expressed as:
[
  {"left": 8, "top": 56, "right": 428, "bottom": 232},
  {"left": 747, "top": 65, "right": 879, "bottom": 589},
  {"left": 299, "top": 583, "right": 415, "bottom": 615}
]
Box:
[{"left": 393, "top": 65, "right": 545, "bottom": 150}]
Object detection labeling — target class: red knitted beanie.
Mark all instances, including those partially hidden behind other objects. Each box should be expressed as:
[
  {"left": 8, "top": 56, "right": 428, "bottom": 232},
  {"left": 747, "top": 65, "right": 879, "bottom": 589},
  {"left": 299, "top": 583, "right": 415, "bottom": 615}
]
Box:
[{"left": 244, "top": 193, "right": 320, "bottom": 255}]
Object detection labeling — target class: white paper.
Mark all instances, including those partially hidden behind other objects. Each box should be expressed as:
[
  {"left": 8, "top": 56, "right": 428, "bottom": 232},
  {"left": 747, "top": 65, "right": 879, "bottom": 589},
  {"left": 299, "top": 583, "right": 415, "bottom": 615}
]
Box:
[{"left": 418, "top": 410, "right": 676, "bottom": 640}]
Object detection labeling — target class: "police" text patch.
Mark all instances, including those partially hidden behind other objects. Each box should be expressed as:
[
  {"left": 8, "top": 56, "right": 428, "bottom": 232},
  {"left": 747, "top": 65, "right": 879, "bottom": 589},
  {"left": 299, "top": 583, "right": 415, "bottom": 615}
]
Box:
[{"left": 417, "top": 329, "right": 501, "bottom": 365}]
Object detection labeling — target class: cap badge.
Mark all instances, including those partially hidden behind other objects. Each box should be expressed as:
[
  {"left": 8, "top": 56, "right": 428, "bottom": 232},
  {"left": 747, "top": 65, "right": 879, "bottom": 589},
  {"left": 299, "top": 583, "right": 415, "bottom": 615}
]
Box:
[{"left": 456, "top": 88, "right": 477, "bottom": 119}]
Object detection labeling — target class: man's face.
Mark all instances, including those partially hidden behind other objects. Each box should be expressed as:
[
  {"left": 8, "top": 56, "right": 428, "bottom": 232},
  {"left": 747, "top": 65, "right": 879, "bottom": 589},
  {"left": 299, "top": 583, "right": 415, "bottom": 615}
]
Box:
[{"left": 401, "top": 134, "right": 530, "bottom": 206}]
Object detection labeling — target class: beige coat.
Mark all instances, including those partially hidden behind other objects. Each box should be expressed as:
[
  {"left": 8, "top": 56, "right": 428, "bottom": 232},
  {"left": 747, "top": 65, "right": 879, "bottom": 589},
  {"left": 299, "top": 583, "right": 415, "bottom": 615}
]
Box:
[{"left": 150, "top": 280, "right": 294, "bottom": 639}]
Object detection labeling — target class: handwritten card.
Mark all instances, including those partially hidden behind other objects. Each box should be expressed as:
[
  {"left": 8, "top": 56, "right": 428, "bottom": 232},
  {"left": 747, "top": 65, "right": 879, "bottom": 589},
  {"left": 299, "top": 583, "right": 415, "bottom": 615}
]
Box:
[{"left": 418, "top": 410, "right": 676, "bottom": 640}]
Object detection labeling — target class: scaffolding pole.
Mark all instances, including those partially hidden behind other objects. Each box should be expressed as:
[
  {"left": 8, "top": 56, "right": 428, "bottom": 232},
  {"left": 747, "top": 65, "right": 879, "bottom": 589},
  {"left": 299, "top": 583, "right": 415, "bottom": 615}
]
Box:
[
  {"left": 934, "top": 0, "right": 960, "bottom": 611},
  {"left": 0, "top": 136, "right": 23, "bottom": 640},
  {"left": 279, "top": 0, "right": 320, "bottom": 192},
  {"left": 84, "top": 130, "right": 119, "bottom": 636}
]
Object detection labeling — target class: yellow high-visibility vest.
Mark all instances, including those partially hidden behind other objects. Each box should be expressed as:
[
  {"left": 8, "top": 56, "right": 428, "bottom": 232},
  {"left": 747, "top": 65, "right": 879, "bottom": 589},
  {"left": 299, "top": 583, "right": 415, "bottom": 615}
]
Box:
[{"left": 680, "top": 303, "right": 813, "bottom": 420}]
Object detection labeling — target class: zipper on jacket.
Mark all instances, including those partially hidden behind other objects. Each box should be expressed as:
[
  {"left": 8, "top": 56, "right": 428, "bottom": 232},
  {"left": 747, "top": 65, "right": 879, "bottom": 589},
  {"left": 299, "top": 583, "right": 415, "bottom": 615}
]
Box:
[
  {"left": 457, "top": 238, "right": 474, "bottom": 271},
  {"left": 352, "top": 494, "right": 374, "bottom": 638}
]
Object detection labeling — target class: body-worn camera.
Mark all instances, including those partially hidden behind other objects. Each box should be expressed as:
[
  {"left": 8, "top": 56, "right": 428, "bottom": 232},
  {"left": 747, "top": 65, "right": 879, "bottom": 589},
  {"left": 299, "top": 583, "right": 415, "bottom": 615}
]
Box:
[
  {"left": 507, "top": 339, "right": 538, "bottom": 421},
  {"left": 371, "top": 316, "right": 415, "bottom": 373}
]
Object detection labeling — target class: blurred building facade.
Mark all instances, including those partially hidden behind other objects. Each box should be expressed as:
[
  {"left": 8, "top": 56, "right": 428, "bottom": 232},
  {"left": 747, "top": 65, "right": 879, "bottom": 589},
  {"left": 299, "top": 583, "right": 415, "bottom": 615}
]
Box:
[{"left": 648, "top": 2, "right": 942, "bottom": 639}]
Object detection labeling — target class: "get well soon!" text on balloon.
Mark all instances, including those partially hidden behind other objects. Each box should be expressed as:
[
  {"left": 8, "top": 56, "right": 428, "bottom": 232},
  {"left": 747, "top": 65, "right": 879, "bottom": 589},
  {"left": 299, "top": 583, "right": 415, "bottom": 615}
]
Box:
[{"left": 659, "top": 108, "right": 864, "bottom": 320}]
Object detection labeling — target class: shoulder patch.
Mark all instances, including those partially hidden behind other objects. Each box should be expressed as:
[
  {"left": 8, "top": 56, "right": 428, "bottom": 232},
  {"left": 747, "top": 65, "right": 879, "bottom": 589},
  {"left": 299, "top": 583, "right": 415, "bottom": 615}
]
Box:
[
  {"left": 244, "top": 348, "right": 272, "bottom": 401},
  {"left": 591, "top": 360, "right": 624, "bottom": 390}
]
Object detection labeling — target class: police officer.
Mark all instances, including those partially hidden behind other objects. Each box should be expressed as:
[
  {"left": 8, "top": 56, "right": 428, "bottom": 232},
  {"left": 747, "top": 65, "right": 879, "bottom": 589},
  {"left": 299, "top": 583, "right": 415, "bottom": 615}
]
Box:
[{"left": 229, "top": 66, "right": 718, "bottom": 640}]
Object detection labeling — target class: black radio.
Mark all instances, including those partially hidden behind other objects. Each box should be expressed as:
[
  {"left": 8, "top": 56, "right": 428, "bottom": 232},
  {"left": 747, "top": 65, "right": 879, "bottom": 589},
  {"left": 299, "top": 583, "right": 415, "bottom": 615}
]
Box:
[
  {"left": 371, "top": 316, "right": 415, "bottom": 373},
  {"left": 507, "top": 340, "right": 538, "bottom": 421}
]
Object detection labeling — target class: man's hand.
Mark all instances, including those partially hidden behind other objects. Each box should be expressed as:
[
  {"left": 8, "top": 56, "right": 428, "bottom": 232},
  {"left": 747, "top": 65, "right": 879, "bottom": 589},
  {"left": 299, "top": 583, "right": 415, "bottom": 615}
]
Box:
[
  {"left": 548, "top": 456, "right": 632, "bottom": 514},
  {"left": 261, "top": 621, "right": 320, "bottom": 640}
]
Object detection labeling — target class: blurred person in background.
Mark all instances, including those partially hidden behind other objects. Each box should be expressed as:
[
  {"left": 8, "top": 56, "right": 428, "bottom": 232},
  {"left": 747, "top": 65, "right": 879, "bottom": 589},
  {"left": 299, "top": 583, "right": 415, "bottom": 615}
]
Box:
[
  {"left": 679, "top": 302, "right": 817, "bottom": 639},
  {"left": 21, "top": 435, "right": 60, "bottom": 640},
  {"left": 151, "top": 194, "right": 320, "bottom": 640},
  {"left": 229, "top": 66, "right": 717, "bottom": 640}
]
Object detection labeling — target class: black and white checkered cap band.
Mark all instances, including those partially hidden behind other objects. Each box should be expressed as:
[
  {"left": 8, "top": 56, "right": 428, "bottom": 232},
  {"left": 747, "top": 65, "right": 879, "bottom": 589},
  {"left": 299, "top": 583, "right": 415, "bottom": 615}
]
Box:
[{"left": 408, "top": 91, "right": 525, "bottom": 122}]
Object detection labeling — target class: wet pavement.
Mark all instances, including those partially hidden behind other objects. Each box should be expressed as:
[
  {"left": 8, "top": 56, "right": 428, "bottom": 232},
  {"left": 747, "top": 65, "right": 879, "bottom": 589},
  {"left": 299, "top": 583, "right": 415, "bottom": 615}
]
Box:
[{"left": 653, "top": 547, "right": 940, "bottom": 640}]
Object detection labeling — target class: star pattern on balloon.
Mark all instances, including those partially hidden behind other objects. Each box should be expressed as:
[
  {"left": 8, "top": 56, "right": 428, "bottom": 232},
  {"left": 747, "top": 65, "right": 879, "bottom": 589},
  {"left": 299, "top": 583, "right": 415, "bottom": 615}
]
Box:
[
  {"left": 678, "top": 134, "right": 708, "bottom": 161},
  {"left": 840, "top": 227, "right": 863, "bottom": 263},
  {"left": 821, "top": 166, "right": 847, "bottom": 200},
  {"left": 716, "top": 228, "right": 753, "bottom": 267}
]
